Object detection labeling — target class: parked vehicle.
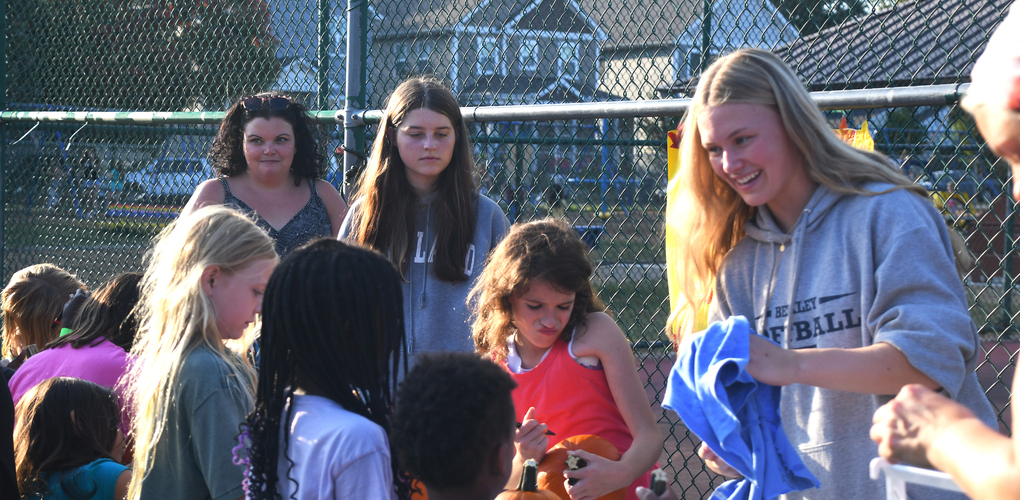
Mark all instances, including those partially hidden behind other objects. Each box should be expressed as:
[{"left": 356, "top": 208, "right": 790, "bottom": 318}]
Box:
[{"left": 124, "top": 157, "right": 213, "bottom": 204}]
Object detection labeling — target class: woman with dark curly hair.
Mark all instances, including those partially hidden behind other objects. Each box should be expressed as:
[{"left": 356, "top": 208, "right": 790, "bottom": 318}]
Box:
[{"left": 183, "top": 93, "right": 348, "bottom": 256}]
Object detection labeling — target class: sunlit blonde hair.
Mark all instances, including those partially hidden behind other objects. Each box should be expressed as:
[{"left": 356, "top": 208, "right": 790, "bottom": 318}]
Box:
[
  {"left": 1, "top": 264, "right": 83, "bottom": 358},
  {"left": 471, "top": 219, "right": 604, "bottom": 363},
  {"left": 669, "top": 48, "right": 925, "bottom": 340},
  {"left": 121, "top": 205, "right": 275, "bottom": 499}
]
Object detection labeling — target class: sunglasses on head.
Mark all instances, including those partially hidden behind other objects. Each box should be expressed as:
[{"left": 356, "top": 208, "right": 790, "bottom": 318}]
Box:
[{"left": 242, "top": 96, "right": 292, "bottom": 112}]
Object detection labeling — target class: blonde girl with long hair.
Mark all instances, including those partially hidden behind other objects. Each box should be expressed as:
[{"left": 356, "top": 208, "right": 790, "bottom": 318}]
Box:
[
  {"left": 121, "top": 205, "right": 276, "bottom": 499},
  {"left": 670, "top": 48, "right": 994, "bottom": 499}
]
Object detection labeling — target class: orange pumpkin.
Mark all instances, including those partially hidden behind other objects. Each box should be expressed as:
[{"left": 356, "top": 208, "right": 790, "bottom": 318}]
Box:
[
  {"left": 496, "top": 459, "right": 560, "bottom": 500},
  {"left": 536, "top": 435, "right": 625, "bottom": 500},
  {"left": 410, "top": 479, "right": 428, "bottom": 500}
]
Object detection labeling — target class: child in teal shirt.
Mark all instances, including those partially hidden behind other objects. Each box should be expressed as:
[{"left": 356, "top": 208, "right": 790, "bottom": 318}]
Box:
[{"left": 15, "top": 378, "right": 129, "bottom": 499}]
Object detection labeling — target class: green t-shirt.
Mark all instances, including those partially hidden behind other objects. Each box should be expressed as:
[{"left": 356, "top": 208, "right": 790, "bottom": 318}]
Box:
[{"left": 139, "top": 346, "right": 253, "bottom": 500}]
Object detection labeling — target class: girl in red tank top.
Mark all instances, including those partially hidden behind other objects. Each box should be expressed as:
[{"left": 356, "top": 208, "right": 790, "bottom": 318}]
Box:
[{"left": 471, "top": 219, "right": 662, "bottom": 500}]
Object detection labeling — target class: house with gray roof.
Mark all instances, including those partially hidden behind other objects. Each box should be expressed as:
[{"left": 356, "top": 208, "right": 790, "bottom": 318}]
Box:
[
  {"left": 775, "top": 0, "right": 1011, "bottom": 91},
  {"left": 659, "top": 0, "right": 1010, "bottom": 95},
  {"left": 773, "top": 0, "right": 1010, "bottom": 171},
  {"left": 367, "top": 0, "right": 797, "bottom": 194},
  {"left": 269, "top": 0, "right": 381, "bottom": 109}
]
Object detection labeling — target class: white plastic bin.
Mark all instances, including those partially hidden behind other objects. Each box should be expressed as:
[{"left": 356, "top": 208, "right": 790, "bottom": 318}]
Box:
[{"left": 869, "top": 457, "right": 966, "bottom": 500}]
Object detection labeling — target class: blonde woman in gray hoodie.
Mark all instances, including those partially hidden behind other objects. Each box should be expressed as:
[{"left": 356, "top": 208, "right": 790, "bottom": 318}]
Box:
[{"left": 670, "top": 48, "right": 994, "bottom": 500}]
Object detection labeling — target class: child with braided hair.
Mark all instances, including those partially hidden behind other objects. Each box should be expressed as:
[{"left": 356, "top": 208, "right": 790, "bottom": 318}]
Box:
[{"left": 239, "top": 239, "right": 411, "bottom": 500}]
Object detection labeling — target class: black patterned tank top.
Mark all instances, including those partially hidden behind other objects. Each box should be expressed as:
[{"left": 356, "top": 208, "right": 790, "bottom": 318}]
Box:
[{"left": 220, "top": 177, "right": 332, "bottom": 257}]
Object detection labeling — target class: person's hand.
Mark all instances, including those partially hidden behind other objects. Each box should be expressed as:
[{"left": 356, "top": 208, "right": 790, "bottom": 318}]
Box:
[
  {"left": 515, "top": 407, "right": 549, "bottom": 464},
  {"left": 870, "top": 384, "right": 977, "bottom": 468},
  {"left": 698, "top": 443, "right": 740, "bottom": 477},
  {"left": 744, "top": 333, "right": 797, "bottom": 387},
  {"left": 562, "top": 450, "right": 629, "bottom": 500},
  {"left": 61, "top": 288, "right": 89, "bottom": 332},
  {"left": 635, "top": 485, "right": 680, "bottom": 500}
]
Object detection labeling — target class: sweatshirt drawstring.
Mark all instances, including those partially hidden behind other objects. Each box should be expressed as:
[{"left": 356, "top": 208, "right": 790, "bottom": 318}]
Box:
[
  {"left": 420, "top": 201, "right": 431, "bottom": 309},
  {"left": 759, "top": 240, "right": 782, "bottom": 336},
  {"left": 781, "top": 208, "right": 812, "bottom": 348}
]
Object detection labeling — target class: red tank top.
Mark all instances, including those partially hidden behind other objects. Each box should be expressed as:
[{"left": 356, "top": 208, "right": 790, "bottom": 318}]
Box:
[{"left": 503, "top": 339, "right": 651, "bottom": 499}]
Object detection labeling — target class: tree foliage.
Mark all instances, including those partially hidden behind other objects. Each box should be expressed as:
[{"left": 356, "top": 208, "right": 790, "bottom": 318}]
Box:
[
  {"left": 7, "top": 0, "right": 280, "bottom": 111},
  {"left": 773, "top": 0, "right": 871, "bottom": 36}
]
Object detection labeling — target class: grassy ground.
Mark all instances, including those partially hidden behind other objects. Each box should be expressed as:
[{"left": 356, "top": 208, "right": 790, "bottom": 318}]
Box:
[
  {"left": 3, "top": 205, "right": 161, "bottom": 286},
  {"left": 601, "top": 275, "right": 671, "bottom": 345}
]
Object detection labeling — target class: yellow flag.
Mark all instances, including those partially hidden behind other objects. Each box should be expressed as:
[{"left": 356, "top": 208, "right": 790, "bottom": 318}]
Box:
[
  {"left": 665, "top": 129, "right": 682, "bottom": 314},
  {"left": 664, "top": 127, "right": 712, "bottom": 339},
  {"left": 834, "top": 117, "right": 874, "bottom": 151}
]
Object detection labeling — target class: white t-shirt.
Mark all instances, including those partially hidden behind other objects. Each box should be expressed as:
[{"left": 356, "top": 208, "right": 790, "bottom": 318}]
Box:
[{"left": 275, "top": 394, "right": 395, "bottom": 499}]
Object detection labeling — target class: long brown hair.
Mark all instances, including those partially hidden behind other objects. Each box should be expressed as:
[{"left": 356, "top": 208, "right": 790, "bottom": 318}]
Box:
[
  {"left": 47, "top": 272, "right": 142, "bottom": 352},
  {"left": 471, "top": 219, "right": 604, "bottom": 362},
  {"left": 348, "top": 77, "right": 478, "bottom": 282},
  {"left": 15, "top": 378, "right": 121, "bottom": 498}
]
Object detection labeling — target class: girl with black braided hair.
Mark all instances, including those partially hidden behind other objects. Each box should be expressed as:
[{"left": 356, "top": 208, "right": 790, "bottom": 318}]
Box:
[{"left": 238, "top": 239, "right": 411, "bottom": 500}]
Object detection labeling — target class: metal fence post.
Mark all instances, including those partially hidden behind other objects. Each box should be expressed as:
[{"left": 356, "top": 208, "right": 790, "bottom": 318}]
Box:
[
  {"left": 700, "top": 0, "right": 712, "bottom": 74},
  {"left": 317, "top": 0, "right": 331, "bottom": 111},
  {"left": 343, "top": 0, "right": 368, "bottom": 198},
  {"left": 1005, "top": 195, "right": 1015, "bottom": 326},
  {"left": 1, "top": 0, "right": 7, "bottom": 272}
]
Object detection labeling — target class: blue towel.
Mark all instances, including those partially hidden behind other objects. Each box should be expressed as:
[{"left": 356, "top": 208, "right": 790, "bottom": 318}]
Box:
[{"left": 663, "top": 316, "right": 820, "bottom": 500}]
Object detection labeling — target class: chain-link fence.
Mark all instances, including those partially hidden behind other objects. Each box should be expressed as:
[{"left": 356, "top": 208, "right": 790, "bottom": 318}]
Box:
[{"left": 3, "top": 0, "right": 1017, "bottom": 497}]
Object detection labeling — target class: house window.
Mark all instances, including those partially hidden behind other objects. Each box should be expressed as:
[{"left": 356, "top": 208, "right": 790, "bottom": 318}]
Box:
[
  {"left": 476, "top": 36, "right": 499, "bottom": 75},
  {"left": 687, "top": 50, "right": 702, "bottom": 78},
  {"left": 521, "top": 38, "right": 539, "bottom": 73},
  {"left": 559, "top": 42, "right": 580, "bottom": 78},
  {"left": 677, "top": 48, "right": 716, "bottom": 80}
]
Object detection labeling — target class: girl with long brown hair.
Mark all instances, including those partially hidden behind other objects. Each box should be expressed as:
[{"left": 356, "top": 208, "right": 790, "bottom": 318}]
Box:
[{"left": 340, "top": 76, "right": 509, "bottom": 358}]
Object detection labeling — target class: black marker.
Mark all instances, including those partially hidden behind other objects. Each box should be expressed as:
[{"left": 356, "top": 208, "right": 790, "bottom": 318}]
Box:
[{"left": 516, "top": 421, "right": 556, "bottom": 435}]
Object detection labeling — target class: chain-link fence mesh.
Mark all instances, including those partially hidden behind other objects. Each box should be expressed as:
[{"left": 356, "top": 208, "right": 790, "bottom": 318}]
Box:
[{"left": 3, "top": 0, "right": 1017, "bottom": 497}]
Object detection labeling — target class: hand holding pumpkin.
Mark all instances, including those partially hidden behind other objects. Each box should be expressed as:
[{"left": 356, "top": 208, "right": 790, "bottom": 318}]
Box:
[{"left": 561, "top": 449, "right": 631, "bottom": 500}]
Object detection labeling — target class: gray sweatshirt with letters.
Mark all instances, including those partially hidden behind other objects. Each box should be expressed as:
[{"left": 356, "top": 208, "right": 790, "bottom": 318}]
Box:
[
  {"left": 709, "top": 183, "right": 995, "bottom": 500},
  {"left": 340, "top": 194, "right": 509, "bottom": 360}
]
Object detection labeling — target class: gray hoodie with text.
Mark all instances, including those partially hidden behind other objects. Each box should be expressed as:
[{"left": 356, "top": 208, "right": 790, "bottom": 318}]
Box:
[
  {"left": 340, "top": 194, "right": 510, "bottom": 359},
  {"left": 709, "top": 182, "right": 995, "bottom": 500}
]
